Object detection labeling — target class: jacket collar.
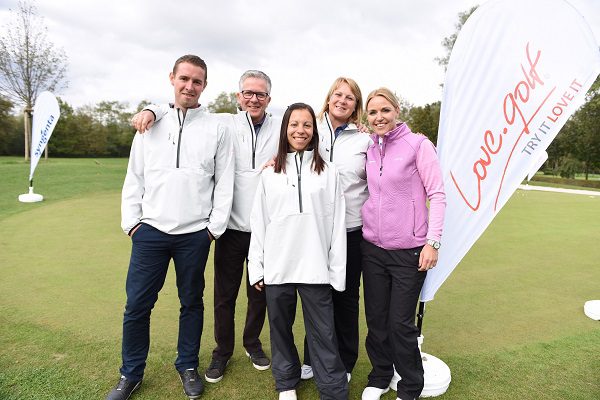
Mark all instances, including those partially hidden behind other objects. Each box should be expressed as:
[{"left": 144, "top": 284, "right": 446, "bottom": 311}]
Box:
[
  {"left": 286, "top": 149, "right": 314, "bottom": 162},
  {"left": 324, "top": 112, "right": 358, "bottom": 134},
  {"left": 370, "top": 122, "right": 410, "bottom": 143},
  {"left": 171, "top": 105, "right": 206, "bottom": 120}
]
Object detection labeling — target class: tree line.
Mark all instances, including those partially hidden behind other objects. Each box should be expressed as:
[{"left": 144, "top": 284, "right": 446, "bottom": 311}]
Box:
[
  {"left": 1, "top": 2, "right": 597, "bottom": 178},
  {"left": 1, "top": 85, "right": 598, "bottom": 181}
]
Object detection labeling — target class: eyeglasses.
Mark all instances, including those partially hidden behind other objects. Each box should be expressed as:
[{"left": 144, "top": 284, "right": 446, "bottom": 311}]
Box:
[{"left": 241, "top": 90, "right": 269, "bottom": 101}]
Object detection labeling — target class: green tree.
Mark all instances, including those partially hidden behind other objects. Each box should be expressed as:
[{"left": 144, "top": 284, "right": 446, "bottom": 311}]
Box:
[
  {"left": 569, "top": 76, "right": 600, "bottom": 179},
  {"left": 208, "top": 91, "right": 238, "bottom": 114},
  {"left": 93, "top": 101, "right": 135, "bottom": 157},
  {"left": 49, "top": 100, "right": 103, "bottom": 157},
  {"left": 407, "top": 101, "right": 441, "bottom": 144},
  {"left": 435, "top": 6, "right": 478, "bottom": 71},
  {"left": 0, "top": 0, "right": 68, "bottom": 159},
  {"left": 47, "top": 98, "right": 75, "bottom": 156},
  {"left": 0, "top": 95, "right": 21, "bottom": 155},
  {"left": 546, "top": 76, "right": 600, "bottom": 179}
]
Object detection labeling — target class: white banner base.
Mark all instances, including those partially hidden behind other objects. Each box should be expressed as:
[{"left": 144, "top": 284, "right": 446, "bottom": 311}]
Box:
[
  {"left": 584, "top": 300, "right": 600, "bottom": 320},
  {"left": 18, "top": 187, "right": 44, "bottom": 203},
  {"left": 389, "top": 335, "right": 451, "bottom": 397}
]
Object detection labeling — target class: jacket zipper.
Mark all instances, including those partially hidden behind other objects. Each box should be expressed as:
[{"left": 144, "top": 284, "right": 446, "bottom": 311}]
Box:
[
  {"left": 377, "top": 137, "right": 385, "bottom": 244},
  {"left": 176, "top": 109, "right": 187, "bottom": 168},
  {"left": 245, "top": 112, "right": 257, "bottom": 169},
  {"left": 295, "top": 152, "right": 303, "bottom": 213},
  {"left": 379, "top": 137, "right": 385, "bottom": 176},
  {"left": 325, "top": 114, "right": 335, "bottom": 162}
]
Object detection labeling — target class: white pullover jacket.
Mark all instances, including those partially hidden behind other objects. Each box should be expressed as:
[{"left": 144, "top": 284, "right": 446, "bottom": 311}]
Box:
[
  {"left": 318, "top": 112, "right": 372, "bottom": 230},
  {"left": 121, "top": 106, "right": 234, "bottom": 237},
  {"left": 247, "top": 150, "right": 347, "bottom": 291},
  {"left": 143, "top": 104, "right": 281, "bottom": 233},
  {"left": 227, "top": 111, "right": 280, "bottom": 232}
]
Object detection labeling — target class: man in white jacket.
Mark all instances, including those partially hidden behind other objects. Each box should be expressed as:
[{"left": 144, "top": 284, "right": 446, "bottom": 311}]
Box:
[
  {"left": 131, "top": 70, "right": 280, "bottom": 384},
  {"left": 107, "top": 55, "right": 234, "bottom": 400}
]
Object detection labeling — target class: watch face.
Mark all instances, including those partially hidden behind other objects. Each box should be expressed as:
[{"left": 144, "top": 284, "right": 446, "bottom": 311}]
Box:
[{"left": 428, "top": 240, "right": 440, "bottom": 249}]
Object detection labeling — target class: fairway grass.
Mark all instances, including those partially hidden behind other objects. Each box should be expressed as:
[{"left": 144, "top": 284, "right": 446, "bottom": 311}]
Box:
[{"left": 0, "top": 158, "right": 598, "bottom": 399}]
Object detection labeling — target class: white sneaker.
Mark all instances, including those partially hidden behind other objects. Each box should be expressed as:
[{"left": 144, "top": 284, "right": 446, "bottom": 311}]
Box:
[
  {"left": 279, "top": 389, "right": 297, "bottom": 400},
  {"left": 347, "top": 372, "right": 352, "bottom": 382},
  {"left": 300, "top": 364, "right": 313, "bottom": 380},
  {"left": 361, "top": 386, "right": 390, "bottom": 400}
]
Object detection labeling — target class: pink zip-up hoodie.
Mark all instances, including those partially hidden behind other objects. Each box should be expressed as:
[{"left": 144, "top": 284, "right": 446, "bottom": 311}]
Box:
[{"left": 361, "top": 123, "right": 446, "bottom": 250}]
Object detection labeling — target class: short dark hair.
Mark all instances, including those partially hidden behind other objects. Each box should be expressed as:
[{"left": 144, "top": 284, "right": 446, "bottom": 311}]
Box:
[
  {"left": 173, "top": 55, "right": 207, "bottom": 80},
  {"left": 274, "top": 103, "right": 325, "bottom": 175}
]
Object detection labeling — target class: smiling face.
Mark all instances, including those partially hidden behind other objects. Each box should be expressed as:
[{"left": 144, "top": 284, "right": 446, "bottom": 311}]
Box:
[
  {"left": 327, "top": 82, "right": 357, "bottom": 125},
  {"left": 237, "top": 76, "right": 271, "bottom": 124},
  {"left": 170, "top": 62, "right": 206, "bottom": 110},
  {"left": 287, "top": 109, "right": 314, "bottom": 152},
  {"left": 366, "top": 95, "right": 400, "bottom": 137}
]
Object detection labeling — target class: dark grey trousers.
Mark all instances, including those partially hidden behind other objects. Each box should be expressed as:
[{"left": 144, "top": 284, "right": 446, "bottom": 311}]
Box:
[
  {"left": 265, "top": 284, "right": 348, "bottom": 400},
  {"left": 303, "top": 229, "right": 363, "bottom": 373}
]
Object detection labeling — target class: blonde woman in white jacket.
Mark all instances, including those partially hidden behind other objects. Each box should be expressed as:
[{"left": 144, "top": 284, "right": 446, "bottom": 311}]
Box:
[
  {"left": 248, "top": 103, "right": 348, "bottom": 400},
  {"left": 301, "top": 77, "right": 371, "bottom": 383}
]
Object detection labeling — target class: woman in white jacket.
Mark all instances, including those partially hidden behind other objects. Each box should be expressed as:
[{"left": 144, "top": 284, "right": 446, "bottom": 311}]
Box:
[
  {"left": 301, "top": 77, "right": 371, "bottom": 383},
  {"left": 248, "top": 103, "right": 348, "bottom": 400}
]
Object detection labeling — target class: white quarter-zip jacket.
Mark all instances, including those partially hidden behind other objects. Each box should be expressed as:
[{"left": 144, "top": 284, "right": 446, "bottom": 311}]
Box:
[
  {"left": 143, "top": 104, "right": 281, "bottom": 233},
  {"left": 227, "top": 111, "right": 281, "bottom": 232},
  {"left": 121, "top": 106, "right": 234, "bottom": 237},
  {"left": 318, "top": 112, "right": 372, "bottom": 230},
  {"left": 247, "top": 150, "right": 347, "bottom": 291}
]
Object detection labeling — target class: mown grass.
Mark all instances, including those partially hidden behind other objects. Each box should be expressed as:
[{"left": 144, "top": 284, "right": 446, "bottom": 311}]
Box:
[{"left": 0, "top": 157, "right": 598, "bottom": 399}]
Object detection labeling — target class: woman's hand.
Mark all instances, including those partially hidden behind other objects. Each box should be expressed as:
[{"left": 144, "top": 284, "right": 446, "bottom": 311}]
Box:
[
  {"left": 418, "top": 244, "right": 438, "bottom": 271},
  {"left": 131, "top": 110, "right": 156, "bottom": 133},
  {"left": 261, "top": 157, "right": 275, "bottom": 170},
  {"left": 254, "top": 280, "right": 265, "bottom": 291},
  {"left": 356, "top": 122, "right": 370, "bottom": 133}
]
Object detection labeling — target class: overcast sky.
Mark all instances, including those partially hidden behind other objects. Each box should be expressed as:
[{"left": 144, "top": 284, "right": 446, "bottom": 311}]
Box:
[{"left": 1, "top": 0, "right": 599, "bottom": 116}]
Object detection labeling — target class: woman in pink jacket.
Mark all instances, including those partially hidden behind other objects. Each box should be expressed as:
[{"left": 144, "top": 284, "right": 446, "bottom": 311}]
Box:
[{"left": 360, "top": 88, "right": 446, "bottom": 400}]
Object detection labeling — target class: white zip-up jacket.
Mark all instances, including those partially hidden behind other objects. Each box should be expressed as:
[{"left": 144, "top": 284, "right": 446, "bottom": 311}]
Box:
[
  {"left": 143, "top": 104, "right": 281, "bottom": 233},
  {"left": 318, "top": 112, "right": 372, "bottom": 230},
  {"left": 121, "top": 106, "right": 234, "bottom": 237},
  {"left": 227, "top": 111, "right": 280, "bottom": 232},
  {"left": 247, "top": 150, "right": 347, "bottom": 291}
]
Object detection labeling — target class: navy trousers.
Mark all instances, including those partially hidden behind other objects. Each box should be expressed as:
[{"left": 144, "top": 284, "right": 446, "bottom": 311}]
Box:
[{"left": 119, "top": 223, "right": 211, "bottom": 381}]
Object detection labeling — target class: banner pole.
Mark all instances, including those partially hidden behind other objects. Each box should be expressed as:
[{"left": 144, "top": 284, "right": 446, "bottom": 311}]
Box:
[{"left": 417, "top": 301, "right": 425, "bottom": 336}]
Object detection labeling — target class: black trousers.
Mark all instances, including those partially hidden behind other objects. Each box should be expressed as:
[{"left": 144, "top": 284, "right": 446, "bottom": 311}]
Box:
[
  {"left": 303, "top": 229, "right": 362, "bottom": 373},
  {"left": 361, "top": 240, "right": 426, "bottom": 400},
  {"left": 212, "top": 229, "right": 266, "bottom": 360},
  {"left": 266, "top": 284, "right": 348, "bottom": 400}
]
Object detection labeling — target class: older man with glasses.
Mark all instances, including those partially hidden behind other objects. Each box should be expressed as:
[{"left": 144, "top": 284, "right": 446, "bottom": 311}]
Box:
[{"left": 132, "top": 70, "right": 280, "bottom": 385}]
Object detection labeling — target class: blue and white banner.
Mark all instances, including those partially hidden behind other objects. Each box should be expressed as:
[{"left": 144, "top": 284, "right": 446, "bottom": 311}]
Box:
[
  {"left": 29, "top": 91, "right": 60, "bottom": 181},
  {"left": 422, "top": 0, "right": 600, "bottom": 301}
]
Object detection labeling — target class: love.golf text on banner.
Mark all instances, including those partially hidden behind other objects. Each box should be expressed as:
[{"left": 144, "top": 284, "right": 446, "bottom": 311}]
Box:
[{"left": 421, "top": 0, "right": 600, "bottom": 301}]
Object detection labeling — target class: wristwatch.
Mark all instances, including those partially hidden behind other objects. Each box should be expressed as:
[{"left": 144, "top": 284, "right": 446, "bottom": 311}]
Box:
[{"left": 427, "top": 239, "right": 441, "bottom": 250}]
